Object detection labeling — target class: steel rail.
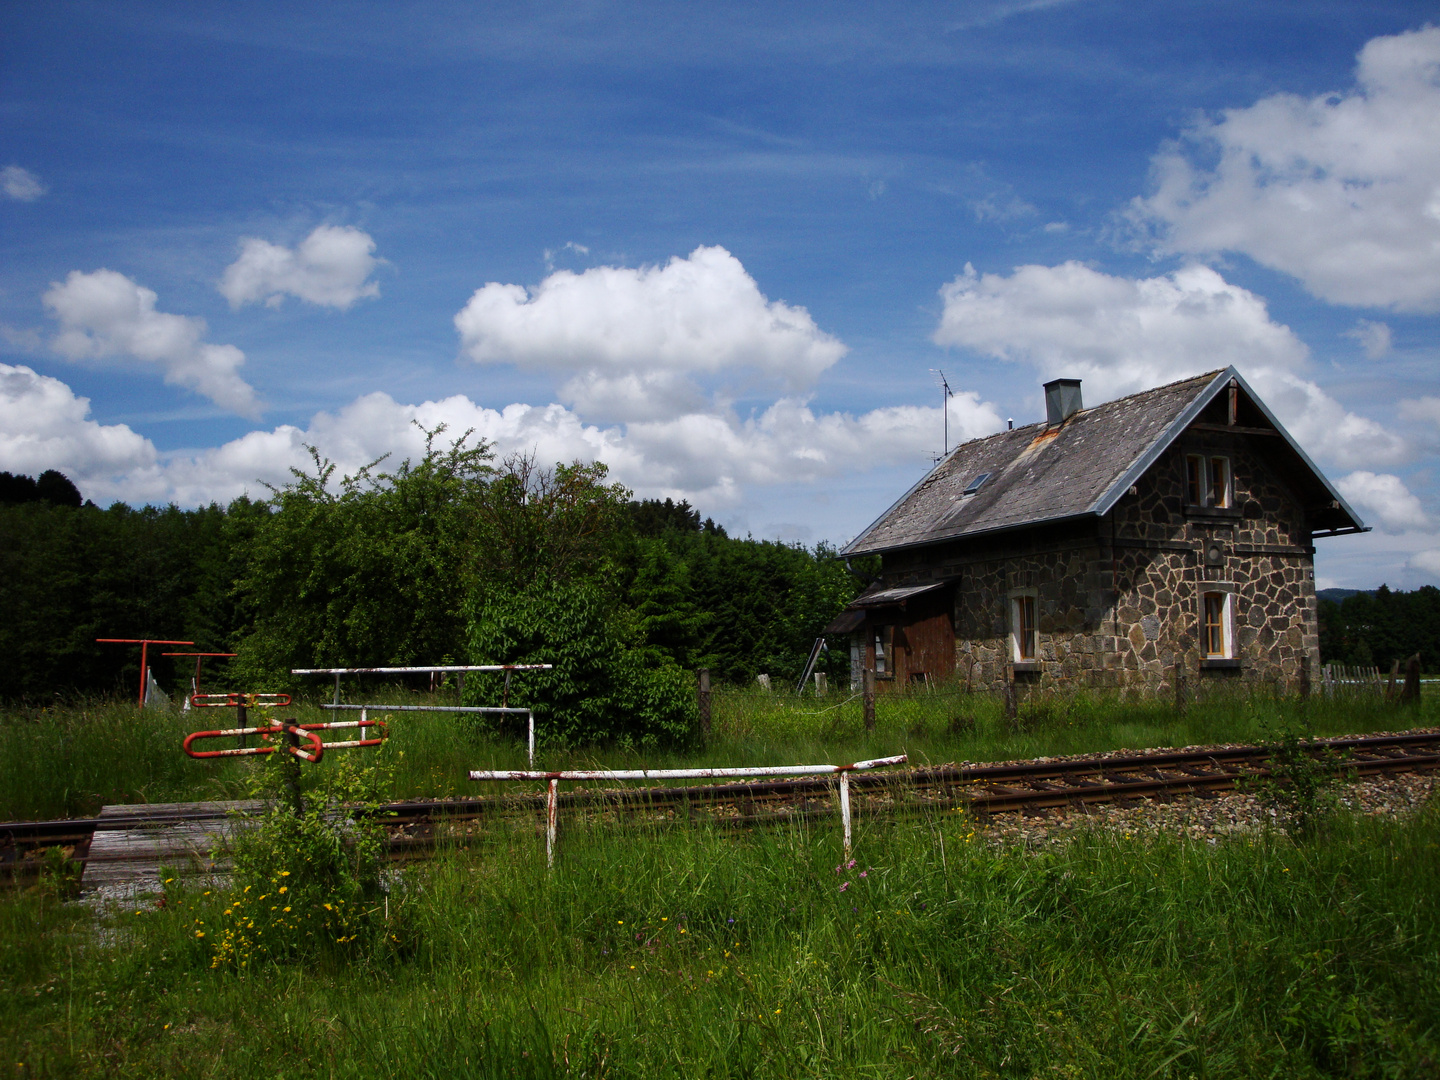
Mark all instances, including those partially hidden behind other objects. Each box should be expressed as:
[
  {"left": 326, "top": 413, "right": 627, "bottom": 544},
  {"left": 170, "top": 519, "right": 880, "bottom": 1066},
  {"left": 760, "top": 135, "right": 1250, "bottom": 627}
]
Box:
[{"left": 3, "top": 731, "right": 1438, "bottom": 874}]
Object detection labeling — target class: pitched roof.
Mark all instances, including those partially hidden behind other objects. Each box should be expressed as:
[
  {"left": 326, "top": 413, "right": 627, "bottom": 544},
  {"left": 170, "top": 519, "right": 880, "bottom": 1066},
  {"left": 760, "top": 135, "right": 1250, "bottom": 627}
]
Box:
[{"left": 841, "top": 367, "right": 1365, "bottom": 557}]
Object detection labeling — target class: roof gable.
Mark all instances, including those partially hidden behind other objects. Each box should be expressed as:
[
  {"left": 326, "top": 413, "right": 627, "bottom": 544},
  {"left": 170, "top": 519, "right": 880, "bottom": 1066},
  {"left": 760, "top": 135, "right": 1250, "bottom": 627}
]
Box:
[{"left": 841, "top": 367, "right": 1365, "bottom": 557}]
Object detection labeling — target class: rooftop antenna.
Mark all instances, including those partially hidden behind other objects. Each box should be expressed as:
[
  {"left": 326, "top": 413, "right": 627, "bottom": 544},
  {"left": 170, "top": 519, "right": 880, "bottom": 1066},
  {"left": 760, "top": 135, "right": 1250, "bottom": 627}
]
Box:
[{"left": 930, "top": 369, "right": 954, "bottom": 457}]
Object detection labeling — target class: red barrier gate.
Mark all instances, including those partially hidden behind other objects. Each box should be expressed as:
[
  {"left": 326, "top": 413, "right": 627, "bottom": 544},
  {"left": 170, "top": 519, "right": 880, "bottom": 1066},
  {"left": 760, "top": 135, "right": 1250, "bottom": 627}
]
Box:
[{"left": 182, "top": 717, "right": 387, "bottom": 762}]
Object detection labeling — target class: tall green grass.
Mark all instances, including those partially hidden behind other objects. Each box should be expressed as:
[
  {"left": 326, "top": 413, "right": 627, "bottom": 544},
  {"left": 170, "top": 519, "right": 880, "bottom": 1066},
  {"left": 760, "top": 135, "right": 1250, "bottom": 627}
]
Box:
[
  {"left": 1, "top": 684, "right": 1434, "bottom": 820},
  {"left": 3, "top": 803, "right": 1438, "bottom": 1076}
]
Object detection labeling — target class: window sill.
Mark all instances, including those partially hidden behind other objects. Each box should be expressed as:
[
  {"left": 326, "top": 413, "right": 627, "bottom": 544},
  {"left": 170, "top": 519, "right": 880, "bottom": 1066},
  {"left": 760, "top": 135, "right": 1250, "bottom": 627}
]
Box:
[
  {"left": 1012, "top": 661, "right": 1041, "bottom": 674},
  {"left": 1185, "top": 505, "right": 1241, "bottom": 520},
  {"left": 1201, "top": 657, "right": 1240, "bottom": 670}
]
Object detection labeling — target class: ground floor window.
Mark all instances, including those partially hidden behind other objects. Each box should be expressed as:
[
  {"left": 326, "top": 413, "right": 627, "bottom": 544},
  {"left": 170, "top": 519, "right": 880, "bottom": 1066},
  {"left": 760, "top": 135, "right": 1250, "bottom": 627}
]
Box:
[
  {"left": 1010, "top": 593, "right": 1037, "bottom": 662},
  {"left": 1202, "top": 590, "right": 1234, "bottom": 659}
]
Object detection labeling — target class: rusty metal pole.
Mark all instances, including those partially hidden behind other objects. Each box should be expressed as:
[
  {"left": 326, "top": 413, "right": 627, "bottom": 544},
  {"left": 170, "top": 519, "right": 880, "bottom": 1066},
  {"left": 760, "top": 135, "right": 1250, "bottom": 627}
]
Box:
[
  {"left": 1004, "top": 667, "right": 1017, "bottom": 724},
  {"left": 863, "top": 667, "right": 876, "bottom": 731},
  {"left": 698, "top": 668, "right": 711, "bottom": 740},
  {"left": 236, "top": 701, "right": 248, "bottom": 750},
  {"left": 97, "top": 639, "right": 195, "bottom": 710}
]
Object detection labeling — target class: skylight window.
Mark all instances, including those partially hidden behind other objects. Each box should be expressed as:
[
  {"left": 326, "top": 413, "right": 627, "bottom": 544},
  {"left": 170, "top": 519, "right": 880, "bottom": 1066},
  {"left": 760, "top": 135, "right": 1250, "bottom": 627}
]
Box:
[{"left": 962, "top": 472, "right": 991, "bottom": 496}]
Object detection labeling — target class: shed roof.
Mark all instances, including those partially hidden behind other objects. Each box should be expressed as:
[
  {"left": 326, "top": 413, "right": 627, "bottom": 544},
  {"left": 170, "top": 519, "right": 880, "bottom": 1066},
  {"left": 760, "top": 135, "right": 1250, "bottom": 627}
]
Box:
[{"left": 841, "top": 367, "right": 1365, "bottom": 557}]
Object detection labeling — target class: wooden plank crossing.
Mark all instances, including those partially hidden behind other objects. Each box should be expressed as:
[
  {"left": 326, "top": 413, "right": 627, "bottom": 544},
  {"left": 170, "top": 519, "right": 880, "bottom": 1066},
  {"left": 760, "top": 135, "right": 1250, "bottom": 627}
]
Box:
[{"left": 81, "top": 800, "right": 262, "bottom": 893}]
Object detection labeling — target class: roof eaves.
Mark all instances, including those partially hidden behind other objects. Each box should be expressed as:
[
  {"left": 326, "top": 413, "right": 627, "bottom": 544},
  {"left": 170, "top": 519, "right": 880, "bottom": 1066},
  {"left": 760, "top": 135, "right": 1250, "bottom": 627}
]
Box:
[
  {"left": 1226, "top": 368, "right": 1367, "bottom": 533},
  {"left": 840, "top": 507, "right": 1103, "bottom": 558},
  {"left": 1089, "top": 368, "right": 1231, "bottom": 518},
  {"left": 839, "top": 445, "right": 968, "bottom": 557}
]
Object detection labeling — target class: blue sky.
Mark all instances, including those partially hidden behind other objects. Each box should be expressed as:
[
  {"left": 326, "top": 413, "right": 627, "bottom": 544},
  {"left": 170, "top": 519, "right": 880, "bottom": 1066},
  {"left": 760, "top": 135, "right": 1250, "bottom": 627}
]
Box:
[{"left": 2, "top": 1, "right": 1438, "bottom": 588}]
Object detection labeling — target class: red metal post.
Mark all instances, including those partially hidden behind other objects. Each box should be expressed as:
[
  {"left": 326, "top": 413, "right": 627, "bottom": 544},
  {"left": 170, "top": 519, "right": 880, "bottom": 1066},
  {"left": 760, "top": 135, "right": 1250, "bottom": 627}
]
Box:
[
  {"left": 97, "top": 638, "right": 194, "bottom": 709},
  {"left": 161, "top": 652, "right": 236, "bottom": 700}
]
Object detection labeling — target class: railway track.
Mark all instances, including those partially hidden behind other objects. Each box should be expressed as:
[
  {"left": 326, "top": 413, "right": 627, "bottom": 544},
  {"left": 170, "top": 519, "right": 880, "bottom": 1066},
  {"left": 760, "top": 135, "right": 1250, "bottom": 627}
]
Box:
[{"left": 3, "top": 729, "right": 1438, "bottom": 885}]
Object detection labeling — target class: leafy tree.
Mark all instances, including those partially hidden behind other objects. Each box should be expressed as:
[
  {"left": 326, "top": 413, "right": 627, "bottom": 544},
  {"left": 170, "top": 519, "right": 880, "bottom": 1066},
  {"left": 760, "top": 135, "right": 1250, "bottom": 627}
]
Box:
[
  {"left": 471, "top": 454, "right": 631, "bottom": 592},
  {"left": 1318, "top": 585, "right": 1440, "bottom": 671},
  {"left": 466, "top": 580, "right": 695, "bottom": 750},
  {"left": 0, "top": 469, "right": 82, "bottom": 507},
  {"left": 232, "top": 425, "right": 494, "bottom": 684}
]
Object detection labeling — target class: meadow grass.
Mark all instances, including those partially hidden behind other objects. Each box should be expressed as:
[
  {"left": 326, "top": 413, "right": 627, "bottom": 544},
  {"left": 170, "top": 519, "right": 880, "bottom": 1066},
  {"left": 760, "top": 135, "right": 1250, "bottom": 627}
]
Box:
[
  {"left": 2, "top": 798, "right": 1437, "bottom": 1077},
  {"left": 1, "top": 682, "right": 1435, "bottom": 820}
]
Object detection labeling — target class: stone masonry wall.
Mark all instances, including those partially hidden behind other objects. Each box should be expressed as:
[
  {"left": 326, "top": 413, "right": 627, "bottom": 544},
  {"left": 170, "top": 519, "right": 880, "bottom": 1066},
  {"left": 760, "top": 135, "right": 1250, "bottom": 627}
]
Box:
[{"left": 881, "top": 428, "right": 1321, "bottom": 696}]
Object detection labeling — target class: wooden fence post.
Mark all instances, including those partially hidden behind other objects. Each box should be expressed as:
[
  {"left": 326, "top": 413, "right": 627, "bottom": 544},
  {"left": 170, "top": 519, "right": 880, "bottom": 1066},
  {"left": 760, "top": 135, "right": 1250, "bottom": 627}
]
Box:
[
  {"left": 1004, "top": 667, "right": 1018, "bottom": 724},
  {"left": 1402, "top": 654, "right": 1422, "bottom": 705},
  {"left": 1173, "top": 659, "right": 1187, "bottom": 715},
  {"left": 863, "top": 667, "right": 875, "bottom": 731},
  {"left": 698, "top": 668, "right": 711, "bottom": 739}
]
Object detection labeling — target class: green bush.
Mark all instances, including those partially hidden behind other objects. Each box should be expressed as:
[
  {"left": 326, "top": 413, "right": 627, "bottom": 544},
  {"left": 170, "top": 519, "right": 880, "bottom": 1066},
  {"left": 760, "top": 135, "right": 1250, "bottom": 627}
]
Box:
[
  {"left": 465, "top": 580, "right": 696, "bottom": 750},
  {"left": 211, "top": 741, "right": 392, "bottom": 969}
]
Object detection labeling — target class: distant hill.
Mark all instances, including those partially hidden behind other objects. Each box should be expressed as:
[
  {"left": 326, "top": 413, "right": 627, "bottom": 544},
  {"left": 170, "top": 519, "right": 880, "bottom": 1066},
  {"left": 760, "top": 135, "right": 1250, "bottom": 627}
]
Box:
[{"left": 1317, "top": 588, "right": 1373, "bottom": 603}]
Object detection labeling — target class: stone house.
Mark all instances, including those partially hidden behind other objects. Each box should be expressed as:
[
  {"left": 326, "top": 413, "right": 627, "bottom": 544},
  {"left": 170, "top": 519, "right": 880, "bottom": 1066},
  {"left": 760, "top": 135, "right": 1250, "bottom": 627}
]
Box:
[{"left": 832, "top": 368, "right": 1366, "bottom": 696}]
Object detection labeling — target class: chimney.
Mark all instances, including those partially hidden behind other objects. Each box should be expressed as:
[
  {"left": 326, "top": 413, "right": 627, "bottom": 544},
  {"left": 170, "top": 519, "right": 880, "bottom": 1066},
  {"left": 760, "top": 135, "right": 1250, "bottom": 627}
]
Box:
[{"left": 1044, "top": 378, "right": 1082, "bottom": 426}]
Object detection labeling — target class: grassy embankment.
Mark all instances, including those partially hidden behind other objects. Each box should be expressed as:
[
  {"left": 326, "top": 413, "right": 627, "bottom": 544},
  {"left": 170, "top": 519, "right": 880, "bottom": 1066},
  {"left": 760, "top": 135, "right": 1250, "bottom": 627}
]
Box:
[
  {"left": 3, "top": 795, "right": 1438, "bottom": 1077},
  {"left": 0, "top": 682, "right": 1433, "bottom": 820},
  {"left": 2, "top": 687, "right": 1437, "bottom": 1076}
]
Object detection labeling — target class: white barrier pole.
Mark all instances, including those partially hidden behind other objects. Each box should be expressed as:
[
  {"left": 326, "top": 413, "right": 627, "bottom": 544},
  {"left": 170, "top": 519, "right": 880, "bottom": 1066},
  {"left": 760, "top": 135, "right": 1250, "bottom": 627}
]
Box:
[{"left": 546, "top": 778, "right": 558, "bottom": 868}]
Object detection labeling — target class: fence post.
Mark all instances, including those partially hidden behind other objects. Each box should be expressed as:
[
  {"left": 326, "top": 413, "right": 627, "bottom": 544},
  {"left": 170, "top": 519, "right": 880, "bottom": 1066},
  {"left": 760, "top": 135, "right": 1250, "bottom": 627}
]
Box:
[
  {"left": 698, "top": 668, "right": 712, "bottom": 739},
  {"left": 1299, "top": 655, "right": 1311, "bottom": 700},
  {"left": 863, "top": 667, "right": 876, "bottom": 731},
  {"left": 1402, "top": 654, "right": 1422, "bottom": 705},
  {"left": 814, "top": 671, "right": 827, "bottom": 698},
  {"left": 1173, "top": 659, "right": 1186, "bottom": 715},
  {"left": 1386, "top": 659, "right": 1400, "bottom": 702},
  {"left": 1004, "top": 667, "right": 1018, "bottom": 724}
]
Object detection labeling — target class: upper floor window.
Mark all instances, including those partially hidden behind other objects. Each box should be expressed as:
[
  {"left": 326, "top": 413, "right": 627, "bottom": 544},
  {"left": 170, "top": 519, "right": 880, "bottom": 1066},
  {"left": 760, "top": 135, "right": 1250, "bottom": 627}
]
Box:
[
  {"left": 1186, "top": 454, "right": 1232, "bottom": 508},
  {"left": 1010, "top": 593, "right": 1037, "bottom": 662}
]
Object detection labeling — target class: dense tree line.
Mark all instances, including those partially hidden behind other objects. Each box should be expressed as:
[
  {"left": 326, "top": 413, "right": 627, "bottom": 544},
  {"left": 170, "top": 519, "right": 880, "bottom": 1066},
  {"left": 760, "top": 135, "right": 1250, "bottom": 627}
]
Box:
[
  {"left": 1318, "top": 585, "right": 1440, "bottom": 672},
  {"left": 0, "top": 439, "right": 863, "bottom": 732}
]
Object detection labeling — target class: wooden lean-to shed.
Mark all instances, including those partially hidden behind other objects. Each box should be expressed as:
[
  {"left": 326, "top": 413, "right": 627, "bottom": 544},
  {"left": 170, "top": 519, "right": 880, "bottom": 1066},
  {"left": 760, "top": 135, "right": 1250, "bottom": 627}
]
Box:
[{"left": 831, "top": 368, "right": 1366, "bottom": 696}]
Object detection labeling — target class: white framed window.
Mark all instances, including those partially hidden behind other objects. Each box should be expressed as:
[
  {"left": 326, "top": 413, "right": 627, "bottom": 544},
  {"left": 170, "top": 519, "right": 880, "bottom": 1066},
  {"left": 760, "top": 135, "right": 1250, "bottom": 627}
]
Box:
[
  {"left": 1201, "top": 589, "right": 1235, "bottom": 659},
  {"left": 1185, "top": 454, "right": 1232, "bottom": 508},
  {"left": 1208, "top": 456, "right": 1231, "bottom": 508},
  {"left": 1186, "top": 454, "right": 1204, "bottom": 506},
  {"left": 1009, "top": 591, "right": 1037, "bottom": 663}
]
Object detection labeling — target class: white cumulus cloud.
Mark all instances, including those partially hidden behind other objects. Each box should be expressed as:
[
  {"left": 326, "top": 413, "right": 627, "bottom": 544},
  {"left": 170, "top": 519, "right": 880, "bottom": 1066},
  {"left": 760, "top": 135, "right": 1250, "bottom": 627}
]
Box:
[
  {"left": 0, "top": 363, "right": 158, "bottom": 500},
  {"left": 454, "top": 245, "right": 848, "bottom": 422},
  {"left": 1411, "top": 549, "right": 1440, "bottom": 578},
  {"left": 219, "top": 224, "right": 381, "bottom": 310},
  {"left": 1335, "top": 471, "right": 1430, "bottom": 533},
  {"left": 1399, "top": 396, "right": 1440, "bottom": 427},
  {"left": 1132, "top": 25, "right": 1440, "bottom": 313},
  {"left": 43, "top": 269, "right": 260, "bottom": 418},
  {"left": 2, "top": 166, "right": 46, "bottom": 201},
  {"left": 0, "top": 366, "right": 1002, "bottom": 513},
  {"left": 1344, "top": 319, "right": 1393, "bottom": 360},
  {"left": 932, "top": 260, "right": 1405, "bottom": 470}
]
